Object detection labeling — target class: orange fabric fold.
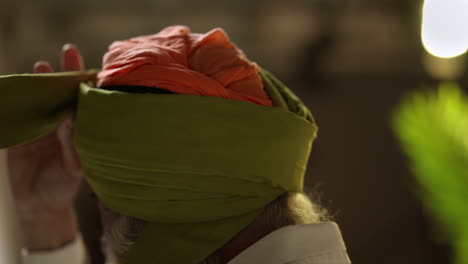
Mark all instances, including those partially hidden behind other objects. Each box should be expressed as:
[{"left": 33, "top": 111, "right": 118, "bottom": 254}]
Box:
[{"left": 97, "top": 25, "right": 272, "bottom": 106}]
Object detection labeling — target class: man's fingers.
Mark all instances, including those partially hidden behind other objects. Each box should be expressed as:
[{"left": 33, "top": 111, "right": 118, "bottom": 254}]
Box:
[
  {"left": 61, "top": 44, "right": 85, "bottom": 72},
  {"left": 33, "top": 61, "right": 53, "bottom": 73},
  {"left": 56, "top": 114, "right": 84, "bottom": 182}
]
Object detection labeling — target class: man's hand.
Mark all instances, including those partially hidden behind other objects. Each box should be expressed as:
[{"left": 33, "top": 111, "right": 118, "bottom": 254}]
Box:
[{"left": 7, "top": 44, "right": 85, "bottom": 251}]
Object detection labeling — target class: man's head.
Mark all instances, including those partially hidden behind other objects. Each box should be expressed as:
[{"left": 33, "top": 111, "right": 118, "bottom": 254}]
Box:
[
  {"left": 0, "top": 25, "right": 320, "bottom": 264},
  {"left": 80, "top": 25, "right": 318, "bottom": 263}
]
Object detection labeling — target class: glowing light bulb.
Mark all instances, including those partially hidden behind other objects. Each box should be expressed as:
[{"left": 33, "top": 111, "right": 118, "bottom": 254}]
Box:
[{"left": 421, "top": 0, "right": 468, "bottom": 58}]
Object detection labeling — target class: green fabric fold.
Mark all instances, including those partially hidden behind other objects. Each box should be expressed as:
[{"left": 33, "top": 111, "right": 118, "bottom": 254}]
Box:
[
  {"left": 0, "top": 68, "right": 317, "bottom": 264},
  {"left": 0, "top": 70, "right": 98, "bottom": 148}
]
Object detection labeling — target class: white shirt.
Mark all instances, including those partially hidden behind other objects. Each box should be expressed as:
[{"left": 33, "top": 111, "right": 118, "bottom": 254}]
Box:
[
  {"left": 21, "top": 234, "right": 88, "bottom": 264},
  {"left": 22, "top": 222, "right": 350, "bottom": 264},
  {"left": 227, "top": 222, "right": 351, "bottom": 264}
]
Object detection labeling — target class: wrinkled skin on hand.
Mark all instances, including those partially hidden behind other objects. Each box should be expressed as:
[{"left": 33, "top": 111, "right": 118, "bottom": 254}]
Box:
[{"left": 7, "top": 44, "right": 86, "bottom": 250}]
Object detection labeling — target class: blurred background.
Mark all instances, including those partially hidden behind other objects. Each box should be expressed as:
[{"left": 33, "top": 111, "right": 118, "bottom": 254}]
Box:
[{"left": 1, "top": 0, "right": 467, "bottom": 263}]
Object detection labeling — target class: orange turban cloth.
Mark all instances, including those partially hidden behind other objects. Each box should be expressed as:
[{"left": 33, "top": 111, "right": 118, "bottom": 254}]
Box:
[{"left": 97, "top": 25, "right": 273, "bottom": 106}]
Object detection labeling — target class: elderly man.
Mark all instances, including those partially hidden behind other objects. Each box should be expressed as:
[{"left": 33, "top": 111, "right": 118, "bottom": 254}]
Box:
[{"left": 3, "top": 26, "right": 350, "bottom": 264}]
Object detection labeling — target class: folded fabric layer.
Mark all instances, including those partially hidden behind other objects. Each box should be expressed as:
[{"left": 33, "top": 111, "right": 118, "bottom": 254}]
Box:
[
  {"left": 76, "top": 81, "right": 314, "bottom": 221},
  {"left": 0, "top": 70, "right": 98, "bottom": 149},
  {"left": 98, "top": 25, "right": 273, "bottom": 106}
]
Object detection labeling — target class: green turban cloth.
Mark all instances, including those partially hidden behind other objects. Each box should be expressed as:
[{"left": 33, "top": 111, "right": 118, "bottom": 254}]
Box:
[{"left": 0, "top": 68, "right": 317, "bottom": 263}]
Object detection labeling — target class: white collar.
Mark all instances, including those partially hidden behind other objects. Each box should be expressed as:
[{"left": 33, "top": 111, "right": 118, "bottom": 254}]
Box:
[{"left": 227, "top": 222, "right": 350, "bottom": 264}]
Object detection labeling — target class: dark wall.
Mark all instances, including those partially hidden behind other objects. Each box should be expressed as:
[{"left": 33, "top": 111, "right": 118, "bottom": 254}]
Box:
[{"left": 297, "top": 75, "right": 452, "bottom": 263}]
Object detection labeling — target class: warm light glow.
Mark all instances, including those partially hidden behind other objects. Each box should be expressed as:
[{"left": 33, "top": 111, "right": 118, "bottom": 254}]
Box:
[{"left": 421, "top": 0, "right": 468, "bottom": 58}]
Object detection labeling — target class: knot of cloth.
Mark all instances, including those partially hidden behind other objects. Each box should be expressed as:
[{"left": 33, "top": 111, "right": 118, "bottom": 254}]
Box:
[{"left": 97, "top": 25, "right": 273, "bottom": 106}]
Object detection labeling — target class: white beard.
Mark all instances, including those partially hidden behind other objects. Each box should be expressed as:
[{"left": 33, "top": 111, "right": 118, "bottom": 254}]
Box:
[
  {"left": 102, "top": 235, "right": 120, "bottom": 264},
  {"left": 104, "top": 252, "right": 120, "bottom": 264}
]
